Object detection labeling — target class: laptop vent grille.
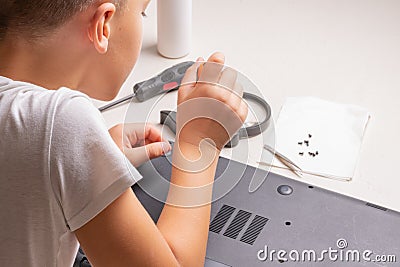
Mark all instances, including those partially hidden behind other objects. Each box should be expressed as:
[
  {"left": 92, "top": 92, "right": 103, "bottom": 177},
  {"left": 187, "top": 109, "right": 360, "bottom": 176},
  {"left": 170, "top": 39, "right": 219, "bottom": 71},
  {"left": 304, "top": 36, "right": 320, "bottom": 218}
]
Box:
[
  {"left": 366, "top": 202, "right": 387, "bottom": 211},
  {"left": 223, "top": 210, "right": 252, "bottom": 239},
  {"left": 209, "top": 205, "right": 269, "bottom": 246},
  {"left": 240, "top": 215, "right": 269, "bottom": 245},
  {"left": 209, "top": 205, "right": 236, "bottom": 234}
]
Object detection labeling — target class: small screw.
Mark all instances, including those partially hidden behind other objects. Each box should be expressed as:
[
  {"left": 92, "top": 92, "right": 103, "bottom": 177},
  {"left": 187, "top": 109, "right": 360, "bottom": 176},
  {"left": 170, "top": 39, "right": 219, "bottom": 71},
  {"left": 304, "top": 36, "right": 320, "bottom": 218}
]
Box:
[
  {"left": 308, "top": 134, "right": 312, "bottom": 138},
  {"left": 308, "top": 152, "right": 313, "bottom": 156},
  {"left": 299, "top": 152, "right": 304, "bottom": 156},
  {"left": 316, "top": 151, "right": 319, "bottom": 155},
  {"left": 298, "top": 142, "right": 303, "bottom": 145},
  {"left": 304, "top": 140, "right": 309, "bottom": 146}
]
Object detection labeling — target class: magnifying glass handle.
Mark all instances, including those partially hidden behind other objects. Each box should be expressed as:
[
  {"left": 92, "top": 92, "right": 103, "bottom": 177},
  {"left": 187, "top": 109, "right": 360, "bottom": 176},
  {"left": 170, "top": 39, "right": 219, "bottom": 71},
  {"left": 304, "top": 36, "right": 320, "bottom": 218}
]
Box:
[
  {"left": 160, "top": 110, "right": 241, "bottom": 148},
  {"left": 160, "top": 110, "right": 177, "bottom": 134}
]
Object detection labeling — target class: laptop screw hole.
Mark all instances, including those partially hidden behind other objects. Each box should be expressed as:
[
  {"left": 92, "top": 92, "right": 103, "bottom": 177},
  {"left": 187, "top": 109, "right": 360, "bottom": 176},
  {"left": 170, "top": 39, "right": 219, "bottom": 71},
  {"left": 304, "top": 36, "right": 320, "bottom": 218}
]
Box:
[
  {"left": 308, "top": 185, "right": 314, "bottom": 189},
  {"left": 285, "top": 221, "right": 291, "bottom": 226},
  {"left": 277, "top": 185, "right": 293, "bottom": 195}
]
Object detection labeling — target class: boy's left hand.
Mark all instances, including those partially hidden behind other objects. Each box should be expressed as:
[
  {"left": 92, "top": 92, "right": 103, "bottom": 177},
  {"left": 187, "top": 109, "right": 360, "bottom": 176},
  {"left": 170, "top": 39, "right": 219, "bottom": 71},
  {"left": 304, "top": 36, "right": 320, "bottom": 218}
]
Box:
[{"left": 108, "top": 123, "right": 172, "bottom": 167}]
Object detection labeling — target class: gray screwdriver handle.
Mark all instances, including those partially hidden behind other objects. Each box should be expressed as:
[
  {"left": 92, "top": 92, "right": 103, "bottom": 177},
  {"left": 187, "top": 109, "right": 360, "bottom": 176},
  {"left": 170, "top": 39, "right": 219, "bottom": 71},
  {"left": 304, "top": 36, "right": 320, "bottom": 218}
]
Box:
[{"left": 134, "top": 61, "right": 194, "bottom": 102}]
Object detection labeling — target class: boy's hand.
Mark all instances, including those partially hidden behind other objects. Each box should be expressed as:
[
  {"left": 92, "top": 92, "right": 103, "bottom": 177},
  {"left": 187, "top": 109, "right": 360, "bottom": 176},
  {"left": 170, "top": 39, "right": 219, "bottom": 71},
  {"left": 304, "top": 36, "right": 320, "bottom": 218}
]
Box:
[
  {"left": 176, "top": 52, "right": 248, "bottom": 153},
  {"left": 109, "top": 123, "right": 171, "bottom": 167}
]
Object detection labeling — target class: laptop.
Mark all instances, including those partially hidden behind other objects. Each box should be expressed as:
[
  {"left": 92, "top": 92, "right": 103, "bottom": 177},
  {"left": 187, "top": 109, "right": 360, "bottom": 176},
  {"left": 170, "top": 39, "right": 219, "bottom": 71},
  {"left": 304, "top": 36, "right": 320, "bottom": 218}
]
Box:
[{"left": 133, "top": 154, "right": 400, "bottom": 266}]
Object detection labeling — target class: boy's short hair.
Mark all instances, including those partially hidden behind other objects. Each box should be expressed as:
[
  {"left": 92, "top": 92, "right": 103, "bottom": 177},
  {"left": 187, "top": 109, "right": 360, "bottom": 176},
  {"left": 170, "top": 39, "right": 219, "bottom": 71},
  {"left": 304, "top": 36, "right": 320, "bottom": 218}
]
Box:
[{"left": 0, "top": 0, "right": 124, "bottom": 41}]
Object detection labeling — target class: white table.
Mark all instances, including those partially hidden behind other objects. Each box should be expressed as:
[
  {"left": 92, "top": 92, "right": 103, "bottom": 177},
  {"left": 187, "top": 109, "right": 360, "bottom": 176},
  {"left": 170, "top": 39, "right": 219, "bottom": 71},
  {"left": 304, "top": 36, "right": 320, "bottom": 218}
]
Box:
[{"left": 94, "top": 0, "right": 400, "bottom": 212}]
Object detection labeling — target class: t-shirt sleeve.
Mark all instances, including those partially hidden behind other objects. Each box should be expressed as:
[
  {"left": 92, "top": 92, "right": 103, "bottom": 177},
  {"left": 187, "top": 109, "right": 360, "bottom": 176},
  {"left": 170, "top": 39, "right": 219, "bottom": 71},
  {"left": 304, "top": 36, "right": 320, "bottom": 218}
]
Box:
[{"left": 49, "top": 90, "right": 142, "bottom": 232}]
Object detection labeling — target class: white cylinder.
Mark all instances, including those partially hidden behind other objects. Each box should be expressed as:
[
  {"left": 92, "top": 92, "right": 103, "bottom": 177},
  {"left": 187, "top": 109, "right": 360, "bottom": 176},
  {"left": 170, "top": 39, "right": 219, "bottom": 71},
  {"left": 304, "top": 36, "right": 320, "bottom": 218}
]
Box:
[{"left": 157, "top": 0, "right": 192, "bottom": 59}]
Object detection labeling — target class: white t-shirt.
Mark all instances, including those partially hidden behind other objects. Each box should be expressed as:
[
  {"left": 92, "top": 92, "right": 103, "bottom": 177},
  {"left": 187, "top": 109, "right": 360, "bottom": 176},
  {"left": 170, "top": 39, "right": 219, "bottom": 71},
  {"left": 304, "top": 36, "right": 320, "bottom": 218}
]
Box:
[{"left": 0, "top": 76, "right": 142, "bottom": 266}]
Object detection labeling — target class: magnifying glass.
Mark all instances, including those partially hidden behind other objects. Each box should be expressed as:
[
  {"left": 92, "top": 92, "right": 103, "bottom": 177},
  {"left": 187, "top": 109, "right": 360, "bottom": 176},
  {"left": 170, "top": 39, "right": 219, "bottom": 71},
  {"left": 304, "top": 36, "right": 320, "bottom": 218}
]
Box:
[{"left": 159, "top": 91, "right": 272, "bottom": 148}]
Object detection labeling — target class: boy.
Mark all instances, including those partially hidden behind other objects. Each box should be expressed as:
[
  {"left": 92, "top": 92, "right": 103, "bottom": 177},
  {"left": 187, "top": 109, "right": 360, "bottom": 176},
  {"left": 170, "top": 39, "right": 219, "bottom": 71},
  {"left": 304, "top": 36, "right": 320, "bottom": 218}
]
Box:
[{"left": 0, "top": 0, "right": 247, "bottom": 266}]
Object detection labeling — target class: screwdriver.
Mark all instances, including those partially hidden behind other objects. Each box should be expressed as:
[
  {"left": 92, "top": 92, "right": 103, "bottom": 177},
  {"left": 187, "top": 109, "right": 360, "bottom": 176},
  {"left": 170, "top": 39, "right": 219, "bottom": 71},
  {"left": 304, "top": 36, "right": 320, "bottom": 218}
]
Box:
[{"left": 98, "top": 61, "right": 194, "bottom": 112}]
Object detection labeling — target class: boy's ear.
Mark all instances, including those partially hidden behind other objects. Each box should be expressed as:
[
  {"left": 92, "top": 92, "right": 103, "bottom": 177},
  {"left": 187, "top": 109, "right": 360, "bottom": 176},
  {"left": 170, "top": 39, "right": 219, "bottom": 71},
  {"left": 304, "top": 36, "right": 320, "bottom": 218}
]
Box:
[{"left": 87, "top": 3, "right": 116, "bottom": 54}]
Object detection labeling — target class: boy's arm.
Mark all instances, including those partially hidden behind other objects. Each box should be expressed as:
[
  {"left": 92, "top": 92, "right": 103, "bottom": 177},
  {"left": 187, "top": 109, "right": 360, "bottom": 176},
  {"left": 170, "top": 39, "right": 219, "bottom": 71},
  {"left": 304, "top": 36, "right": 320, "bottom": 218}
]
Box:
[
  {"left": 74, "top": 188, "right": 181, "bottom": 266},
  {"left": 156, "top": 141, "right": 220, "bottom": 266},
  {"left": 74, "top": 141, "right": 218, "bottom": 267},
  {"left": 75, "top": 52, "right": 248, "bottom": 266}
]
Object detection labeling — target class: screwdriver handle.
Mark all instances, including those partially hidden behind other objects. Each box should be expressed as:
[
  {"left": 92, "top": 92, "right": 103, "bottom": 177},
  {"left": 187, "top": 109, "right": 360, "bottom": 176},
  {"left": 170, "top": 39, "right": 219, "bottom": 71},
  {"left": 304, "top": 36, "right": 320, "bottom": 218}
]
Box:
[{"left": 134, "top": 61, "right": 194, "bottom": 102}]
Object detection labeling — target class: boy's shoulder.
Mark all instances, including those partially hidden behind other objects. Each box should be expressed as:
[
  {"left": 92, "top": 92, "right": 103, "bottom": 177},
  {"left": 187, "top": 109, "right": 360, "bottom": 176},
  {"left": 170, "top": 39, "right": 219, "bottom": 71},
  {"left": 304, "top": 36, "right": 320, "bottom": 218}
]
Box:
[
  {"left": 0, "top": 76, "right": 105, "bottom": 144},
  {"left": 0, "top": 76, "right": 99, "bottom": 119},
  {"left": 0, "top": 75, "right": 89, "bottom": 102}
]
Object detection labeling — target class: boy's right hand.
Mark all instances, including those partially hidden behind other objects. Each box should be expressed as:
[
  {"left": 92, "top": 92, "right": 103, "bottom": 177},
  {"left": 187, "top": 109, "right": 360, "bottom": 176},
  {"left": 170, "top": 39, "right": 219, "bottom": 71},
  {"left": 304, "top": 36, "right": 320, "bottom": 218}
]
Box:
[
  {"left": 76, "top": 53, "right": 248, "bottom": 267},
  {"left": 175, "top": 52, "right": 248, "bottom": 154}
]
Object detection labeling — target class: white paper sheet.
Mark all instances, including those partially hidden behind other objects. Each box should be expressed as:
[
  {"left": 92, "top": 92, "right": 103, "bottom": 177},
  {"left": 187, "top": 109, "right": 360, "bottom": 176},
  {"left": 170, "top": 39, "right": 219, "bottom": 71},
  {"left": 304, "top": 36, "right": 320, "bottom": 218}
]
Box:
[{"left": 275, "top": 97, "right": 370, "bottom": 181}]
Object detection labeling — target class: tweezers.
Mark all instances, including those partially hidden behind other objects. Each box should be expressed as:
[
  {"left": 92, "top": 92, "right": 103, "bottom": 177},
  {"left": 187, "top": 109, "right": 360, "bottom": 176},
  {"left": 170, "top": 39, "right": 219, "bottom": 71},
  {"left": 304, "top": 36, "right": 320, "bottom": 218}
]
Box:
[{"left": 263, "top": 144, "right": 303, "bottom": 178}]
